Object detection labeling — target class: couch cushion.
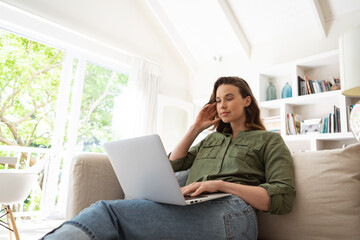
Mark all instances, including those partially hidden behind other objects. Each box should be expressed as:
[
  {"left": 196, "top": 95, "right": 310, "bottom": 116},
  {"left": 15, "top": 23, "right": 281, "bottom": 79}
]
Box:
[{"left": 258, "top": 143, "right": 360, "bottom": 240}]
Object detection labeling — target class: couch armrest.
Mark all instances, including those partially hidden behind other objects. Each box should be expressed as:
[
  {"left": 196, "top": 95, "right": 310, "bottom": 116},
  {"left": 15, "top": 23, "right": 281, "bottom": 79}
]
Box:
[{"left": 66, "top": 153, "right": 124, "bottom": 220}]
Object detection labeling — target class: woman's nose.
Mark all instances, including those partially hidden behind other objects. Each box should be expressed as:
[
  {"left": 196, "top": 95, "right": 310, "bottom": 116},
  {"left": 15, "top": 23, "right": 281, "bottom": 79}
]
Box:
[{"left": 220, "top": 101, "right": 226, "bottom": 108}]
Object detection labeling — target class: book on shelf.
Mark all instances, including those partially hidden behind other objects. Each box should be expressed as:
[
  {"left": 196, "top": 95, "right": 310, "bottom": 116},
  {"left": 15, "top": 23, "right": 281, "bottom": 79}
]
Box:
[
  {"left": 298, "top": 76, "right": 306, "bottom": 96},
  {"left": 334, "top": 105, "right": 341, "bottom": 133},
  {"left": 286, "top": 113, "right": 302, "bottom": 135},
  {"left": 297, "top": 76, "right": 341, "bottom": 96},
  {"left": 262, "top": 116, "right": 281, "bottom": 134},
  {"left": 320, "top": 117, "right": 328, "bottom": 133},
  {"left": 318, "top": 105, "right": 341, "bottom": 133}
]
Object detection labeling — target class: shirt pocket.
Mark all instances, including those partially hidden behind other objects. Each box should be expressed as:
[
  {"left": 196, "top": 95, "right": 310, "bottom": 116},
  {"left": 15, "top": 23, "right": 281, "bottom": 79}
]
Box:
[
  {"left": 229, "top": 139, "right": 263, "bottom": 166},
  {"left": 197, "top": 138, "right": 224, "bottom": 159},
  {"left": 229, "top": 144, "right": 248, "bottom": 160}
]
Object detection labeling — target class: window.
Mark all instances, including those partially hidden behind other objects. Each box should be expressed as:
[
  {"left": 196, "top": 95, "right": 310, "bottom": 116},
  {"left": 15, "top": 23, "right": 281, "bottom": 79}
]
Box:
[
  {"left": 0, "top": 28, "right": 64, "bottom": 165},
  {"left": 75, "top": 61, "right": 128, "bottom": 152},
  {"left": 0, "top": 21, "right": 129, "bottom": 218}
]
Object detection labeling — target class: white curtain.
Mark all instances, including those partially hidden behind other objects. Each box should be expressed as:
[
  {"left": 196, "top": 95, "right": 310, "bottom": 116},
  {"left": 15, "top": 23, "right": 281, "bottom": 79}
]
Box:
[{"left": 123, "top": 57, "right": 161, "bottom": 138}]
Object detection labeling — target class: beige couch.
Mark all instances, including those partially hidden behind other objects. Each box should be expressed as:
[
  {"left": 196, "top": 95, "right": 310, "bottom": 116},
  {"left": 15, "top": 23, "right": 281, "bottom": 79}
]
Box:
[{"left": 66, "top": 143, "right": 360, "bottom": 240}]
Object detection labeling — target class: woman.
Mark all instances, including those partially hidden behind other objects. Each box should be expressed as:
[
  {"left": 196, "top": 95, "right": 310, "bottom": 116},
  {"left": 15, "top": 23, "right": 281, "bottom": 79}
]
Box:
[{"left": 43, "top": 76, "right": 295, "bottom": 240}]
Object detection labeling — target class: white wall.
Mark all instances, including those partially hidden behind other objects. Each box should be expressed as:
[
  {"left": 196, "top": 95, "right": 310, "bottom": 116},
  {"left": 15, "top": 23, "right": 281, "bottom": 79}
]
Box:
[
  {"left": 252, "top": 10, "right": 360, "bottom": 67},
  {"left": 190, "top": 53, "right": 259, "bottom": 106}
]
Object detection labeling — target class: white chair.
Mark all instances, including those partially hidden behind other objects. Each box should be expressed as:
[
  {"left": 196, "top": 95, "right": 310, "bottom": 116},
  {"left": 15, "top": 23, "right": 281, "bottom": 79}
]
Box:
[{"left": 0, "top": 157, "right": 46, "bottom": 240}]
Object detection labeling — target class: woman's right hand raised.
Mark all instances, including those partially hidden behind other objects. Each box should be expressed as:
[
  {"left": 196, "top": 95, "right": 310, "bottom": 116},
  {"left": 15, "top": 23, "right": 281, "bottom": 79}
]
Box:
[
  {"left": 193, "top": 102, "right": 220, "bottom": 132},
  {"left": 169, "top": 102, "right": 220, "bottom": 161}
]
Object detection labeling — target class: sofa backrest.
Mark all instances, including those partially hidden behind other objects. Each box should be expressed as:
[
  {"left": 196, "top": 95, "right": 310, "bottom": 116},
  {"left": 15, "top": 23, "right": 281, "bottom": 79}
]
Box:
[{"left": 258, "top": 143, "right": 360, "bottom": 240}]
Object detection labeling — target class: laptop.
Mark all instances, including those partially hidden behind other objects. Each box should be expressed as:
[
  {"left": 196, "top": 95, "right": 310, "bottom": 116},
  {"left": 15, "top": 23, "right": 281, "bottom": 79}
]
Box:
[{"left": 104, "top": 134, "right": 231, "bottom": 205}]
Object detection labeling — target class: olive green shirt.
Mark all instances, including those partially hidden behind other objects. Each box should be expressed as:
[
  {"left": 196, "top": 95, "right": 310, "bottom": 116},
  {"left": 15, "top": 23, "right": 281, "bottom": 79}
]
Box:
[{"left": 170, "top": 130, "right": 296, "bottom": 215}]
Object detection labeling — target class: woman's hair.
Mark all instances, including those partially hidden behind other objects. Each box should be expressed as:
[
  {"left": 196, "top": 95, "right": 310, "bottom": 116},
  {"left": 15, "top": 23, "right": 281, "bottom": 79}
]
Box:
[{"left": 208, "top": 76, "right": 266, "bottom": 132}]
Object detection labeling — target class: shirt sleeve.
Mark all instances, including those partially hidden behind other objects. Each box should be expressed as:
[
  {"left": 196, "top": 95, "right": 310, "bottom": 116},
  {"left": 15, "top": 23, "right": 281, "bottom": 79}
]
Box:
[
  {"left": 169, "top": 140, "right": 203, "bottom": 172},
  {"left": 258, "top": 133, "right": 296, "bottom": 215}
]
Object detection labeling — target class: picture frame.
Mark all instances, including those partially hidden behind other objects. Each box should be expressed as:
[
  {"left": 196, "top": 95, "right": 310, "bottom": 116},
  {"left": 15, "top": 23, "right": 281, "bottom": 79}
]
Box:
[{"left": 303, "top": 118, "right": 322, "bottom": 134}]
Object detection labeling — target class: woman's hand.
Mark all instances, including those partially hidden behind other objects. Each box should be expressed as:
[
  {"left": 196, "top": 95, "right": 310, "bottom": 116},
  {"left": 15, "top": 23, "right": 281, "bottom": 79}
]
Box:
[
  {"left": 193, "top": 102, "right": 220, "bottom": 132},
  {"left": 181, "top": 180, "right": 223, "bottom": 197},
  {"left": 169, "top": 103, "right": 220, "bottom": 161},
  {"left": 181, "top": 180, "right": 270, "bottom": 211}
]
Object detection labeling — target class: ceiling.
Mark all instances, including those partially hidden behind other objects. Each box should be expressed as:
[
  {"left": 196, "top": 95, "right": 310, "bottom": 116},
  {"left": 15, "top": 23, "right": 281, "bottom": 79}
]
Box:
[{"left": 146, "top": 0, "right": 360, "bottom": 68}]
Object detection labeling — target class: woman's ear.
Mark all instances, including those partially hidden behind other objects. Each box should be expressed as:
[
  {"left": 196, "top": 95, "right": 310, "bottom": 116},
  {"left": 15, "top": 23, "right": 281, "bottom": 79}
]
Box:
[{"left": 244, "top": 96, "right": 251, "bottom": 107}]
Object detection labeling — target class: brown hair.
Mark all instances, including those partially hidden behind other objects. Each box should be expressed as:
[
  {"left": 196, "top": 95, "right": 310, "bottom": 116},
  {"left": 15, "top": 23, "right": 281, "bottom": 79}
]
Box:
[{"left": 208, "top": 76, "right": 266, "bottom": 132}]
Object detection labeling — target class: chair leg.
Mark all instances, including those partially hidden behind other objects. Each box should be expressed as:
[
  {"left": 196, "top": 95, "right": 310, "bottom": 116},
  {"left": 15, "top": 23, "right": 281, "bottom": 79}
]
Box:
[
  {"left": 6, "top": 212, "right": 12, "bottom": 240},
  {"left": 5, "top": 205, "right": 20, "bottom": 240}
]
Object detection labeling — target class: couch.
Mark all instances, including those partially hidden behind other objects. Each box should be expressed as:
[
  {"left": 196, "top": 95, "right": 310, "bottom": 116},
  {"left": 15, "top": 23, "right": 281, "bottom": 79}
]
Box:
[{"left": 66, "top": 143, "right": 360, "bottom": 239}]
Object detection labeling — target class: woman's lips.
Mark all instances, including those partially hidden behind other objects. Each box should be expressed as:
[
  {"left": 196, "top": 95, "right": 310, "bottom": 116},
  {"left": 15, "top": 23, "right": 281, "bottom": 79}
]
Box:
[{"left": 220, "top": 112, "right": 230, "bottom": 117}]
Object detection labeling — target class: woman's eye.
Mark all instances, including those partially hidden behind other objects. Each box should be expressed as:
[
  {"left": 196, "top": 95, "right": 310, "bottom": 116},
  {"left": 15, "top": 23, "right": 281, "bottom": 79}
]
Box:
[{"left": 226, "top": 98, "right": 233, "bottom": 101}]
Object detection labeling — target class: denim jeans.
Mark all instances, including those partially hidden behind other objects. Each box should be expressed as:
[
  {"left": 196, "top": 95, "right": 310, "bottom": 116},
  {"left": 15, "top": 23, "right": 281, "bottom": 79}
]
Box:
[
  {"left": 42, "top": 195, "right": 257, "bottom": 240},
  {"left": 43, "top": 170, "right": 257, "bottom": 239}
]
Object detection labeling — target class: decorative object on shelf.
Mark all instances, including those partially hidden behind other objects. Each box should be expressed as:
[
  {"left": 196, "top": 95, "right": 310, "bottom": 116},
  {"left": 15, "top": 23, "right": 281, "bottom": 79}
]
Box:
[
  {"left": 339, "top": 25, "right": 360, "bottom": 142},
  {"left": 266, "top": 82, "right": 276, "bottom": 101},
  {"left": 349, "top": 102, "right": 360, "bottom": 141},
  {"left": 330, "top": 79, "right": 341, "bottom": 90},
  {"left": 281, "top": 82, "right": 292, "bottom": 98},
  {"left": 303, "top": 118, "right": 321, "bottom": 134}
]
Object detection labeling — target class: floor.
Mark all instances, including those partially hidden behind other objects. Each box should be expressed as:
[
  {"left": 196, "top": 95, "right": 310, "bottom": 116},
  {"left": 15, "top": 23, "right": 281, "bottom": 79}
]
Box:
[{"left": 0, "top": 218, "right": 64, "bottom": 240}]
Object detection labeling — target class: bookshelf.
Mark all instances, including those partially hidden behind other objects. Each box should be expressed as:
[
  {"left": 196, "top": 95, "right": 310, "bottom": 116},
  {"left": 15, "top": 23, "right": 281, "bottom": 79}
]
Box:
[{"left": 259, "top": 50, "right": 359, "bottom": 152}]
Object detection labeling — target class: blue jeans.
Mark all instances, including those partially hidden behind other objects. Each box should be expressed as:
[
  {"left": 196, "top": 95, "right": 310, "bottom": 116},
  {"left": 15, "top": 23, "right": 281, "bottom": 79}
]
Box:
[
  {"left": 43, "top": 196, "right": 257, "bottom": 240},
  {"left": 43, "top": 169, "right": 257, "bottom": 240}
]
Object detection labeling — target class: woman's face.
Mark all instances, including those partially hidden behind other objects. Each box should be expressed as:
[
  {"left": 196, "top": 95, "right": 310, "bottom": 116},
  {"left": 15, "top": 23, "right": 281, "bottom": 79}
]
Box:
[{"left": 215, "top": 84, "right": 251, "bottom": 127}]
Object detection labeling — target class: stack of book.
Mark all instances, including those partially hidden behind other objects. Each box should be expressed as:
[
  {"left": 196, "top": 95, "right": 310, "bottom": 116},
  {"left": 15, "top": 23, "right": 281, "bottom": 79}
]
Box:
[
  {"left": 298, "top": 76, "right": 340, "bottom": 96},
  {"left": 262, "top": 116, "right": 281, "bottom": 134}
]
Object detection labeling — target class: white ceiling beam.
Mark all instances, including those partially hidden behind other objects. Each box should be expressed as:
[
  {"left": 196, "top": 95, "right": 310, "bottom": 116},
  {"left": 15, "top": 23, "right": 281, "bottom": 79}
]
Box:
[
  {"left": 217, "top": 0, "right": 250, "bottom": 60},
  {"left": 308, "top": 0, "right": 327, "bottom": 38},
  {"left": 145, "top": 0, "right": 198, "bottom": 73}
]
